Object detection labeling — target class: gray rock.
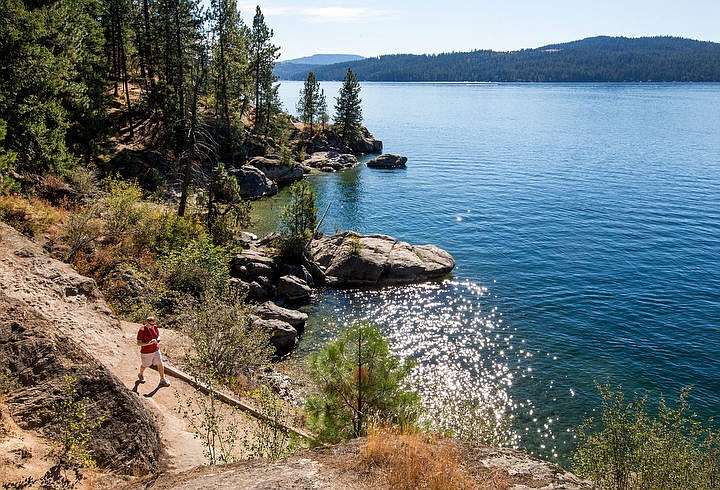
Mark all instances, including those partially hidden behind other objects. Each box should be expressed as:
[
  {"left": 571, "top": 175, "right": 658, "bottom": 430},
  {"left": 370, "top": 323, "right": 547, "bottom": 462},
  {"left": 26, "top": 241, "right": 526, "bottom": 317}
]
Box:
[
  {"left": 303, "top": 151, "right": 358, "bottom": 170},
  {"left": 233, "top": 165, "right": 278, "bottom": 199},
  {"left": 277, "top": 275, "right": 312, "bottom": 302},
  {"left": 309, "top": 231, "right": 455, "bottom": 287},
  {"left": 366, "top": 153, "right": 407, "bottom": 169},
  {"left": 254, "top": 301, "right": 308, "bottom": 328},
  {"left": 231, "top": 250, "right": 278, "bottom": 282},
  {"left": 248, "top": 281, "right": 271, "bottom": 301},
  {"left": 252, "top": 317, "right": 298, "bottom": 352},
  {"left": 248, "top": 156, "right": 304, "bottom": 185},
  {"left": 0, "top": 295, "right": 160, "bottom": 475},
  {"left": 349, "top": 127, "right": 383, "bottom": 154}
]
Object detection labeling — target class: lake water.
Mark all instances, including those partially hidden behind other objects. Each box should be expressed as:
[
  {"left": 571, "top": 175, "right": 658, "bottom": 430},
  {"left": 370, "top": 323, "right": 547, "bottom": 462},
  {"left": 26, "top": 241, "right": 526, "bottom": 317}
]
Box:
[{"left": 260, "top": 82, "right": 720, "bottom": 463}]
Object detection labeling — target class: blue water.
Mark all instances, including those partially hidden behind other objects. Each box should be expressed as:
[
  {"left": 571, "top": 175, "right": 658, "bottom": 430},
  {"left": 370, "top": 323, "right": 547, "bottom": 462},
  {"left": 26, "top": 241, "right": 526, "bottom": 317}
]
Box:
[{"left": 268, "top": 82, "right": 720, "bottom": 462}]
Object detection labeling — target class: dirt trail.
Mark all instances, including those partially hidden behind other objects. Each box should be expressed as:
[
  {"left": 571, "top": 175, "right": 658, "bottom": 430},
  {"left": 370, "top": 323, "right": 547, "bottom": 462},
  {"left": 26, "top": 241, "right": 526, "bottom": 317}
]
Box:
[{"left": 0, "top": 223, "right": 207, "bottom": 473}]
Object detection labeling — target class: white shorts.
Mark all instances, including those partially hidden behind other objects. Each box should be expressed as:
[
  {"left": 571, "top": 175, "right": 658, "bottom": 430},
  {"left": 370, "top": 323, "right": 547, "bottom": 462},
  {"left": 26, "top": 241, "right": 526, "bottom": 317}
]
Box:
[{"left": 140, "top": 350, "right": 163, "bottom": 368}]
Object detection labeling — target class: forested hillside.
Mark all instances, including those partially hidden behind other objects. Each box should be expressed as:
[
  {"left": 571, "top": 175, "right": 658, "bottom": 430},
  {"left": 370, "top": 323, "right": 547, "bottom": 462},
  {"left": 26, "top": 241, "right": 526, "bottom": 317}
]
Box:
[
  {"left": 0, "top": 0, "right": 284, "bottom": 195},
  {"left": 281, "top": 36, "right": 720, "bottom": 82}
]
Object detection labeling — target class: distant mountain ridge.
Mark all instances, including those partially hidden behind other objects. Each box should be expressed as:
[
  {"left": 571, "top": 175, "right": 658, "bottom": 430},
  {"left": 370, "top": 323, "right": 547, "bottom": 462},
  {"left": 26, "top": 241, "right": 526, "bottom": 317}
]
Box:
[
  {"left": 282, "top": 54, "right": 365, "bottom": 65},
  {"left": 274, "top": 54, "right": 364, "bottom": 79},
  {"left": 277, "top": 37, "right": 720, "bottom": 82}
]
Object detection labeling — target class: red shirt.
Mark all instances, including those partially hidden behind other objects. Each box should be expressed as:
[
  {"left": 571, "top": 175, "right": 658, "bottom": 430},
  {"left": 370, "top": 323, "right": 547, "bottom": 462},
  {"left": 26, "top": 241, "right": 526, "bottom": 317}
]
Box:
[{"left": 137, "top": 324, "right": 160, "bottom": 354}]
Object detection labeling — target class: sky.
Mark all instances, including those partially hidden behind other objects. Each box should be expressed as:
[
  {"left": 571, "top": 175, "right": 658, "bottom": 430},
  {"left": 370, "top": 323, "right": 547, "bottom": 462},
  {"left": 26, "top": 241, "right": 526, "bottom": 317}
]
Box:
[{"left": 235, "top": 0, "right": 720, "bottom": 61}]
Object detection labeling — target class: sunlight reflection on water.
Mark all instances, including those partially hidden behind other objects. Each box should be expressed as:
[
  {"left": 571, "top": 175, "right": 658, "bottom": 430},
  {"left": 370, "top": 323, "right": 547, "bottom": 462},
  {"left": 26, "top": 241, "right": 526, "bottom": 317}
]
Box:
[{"left": 300, "top": 280, "right": 564, "bottom": 457}]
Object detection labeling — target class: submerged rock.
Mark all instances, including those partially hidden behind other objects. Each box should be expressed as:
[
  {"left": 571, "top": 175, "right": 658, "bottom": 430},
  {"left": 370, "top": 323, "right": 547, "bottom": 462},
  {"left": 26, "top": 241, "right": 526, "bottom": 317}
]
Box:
[
  {"left": 366, "top": 153, "right": 407, "bottom": 169},
  {"left": 309, "top": 231, "right": 455, "bottom": 287}
]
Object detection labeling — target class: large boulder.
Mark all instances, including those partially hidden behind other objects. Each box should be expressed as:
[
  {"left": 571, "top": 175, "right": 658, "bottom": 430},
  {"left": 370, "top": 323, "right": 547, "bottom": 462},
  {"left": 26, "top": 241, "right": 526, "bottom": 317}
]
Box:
[
  {"left": 251, "top": 317, "right": 298, "bottom": 353},
  {"left": 366, "top": 154, "right": 408, "bottom": 169},
  {"left": 309, "top": 231, "right": 455, "bottom": 287},
  {"left": 0, "top": 294, "right": 160, "bottom": 475},
  {"left": 303, "top": 151, "right": 358, "bottom": 171},
  {"left": 232, "top": 165, "right": 278, "bottom": 199},
  {"left": 231, "top": 250, "right": 278, "bottom": 282},
  {"left": 247, "top": 156, "right": 304, "bottom": 185},
  {"left": 349, "top": 127, "right": 383, "bottom": 154},
  {"left": 276, "top": 275, "right": 312, "bottom": 302},
  {"left": 254, "top": 301, "right": 308, "bottom": 329}
]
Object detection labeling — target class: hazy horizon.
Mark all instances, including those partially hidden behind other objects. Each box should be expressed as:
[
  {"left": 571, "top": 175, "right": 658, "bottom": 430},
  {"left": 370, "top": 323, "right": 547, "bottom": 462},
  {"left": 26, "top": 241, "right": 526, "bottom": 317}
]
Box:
[{"left": 237, "top": 0, "right": 720, "bottom": 61}]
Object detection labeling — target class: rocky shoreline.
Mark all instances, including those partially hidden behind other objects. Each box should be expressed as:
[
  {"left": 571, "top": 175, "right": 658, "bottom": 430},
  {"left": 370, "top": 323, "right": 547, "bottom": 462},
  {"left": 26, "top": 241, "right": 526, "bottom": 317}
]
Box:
[{"left": 230, "top": 230, "right": 456, "bottom": 353}]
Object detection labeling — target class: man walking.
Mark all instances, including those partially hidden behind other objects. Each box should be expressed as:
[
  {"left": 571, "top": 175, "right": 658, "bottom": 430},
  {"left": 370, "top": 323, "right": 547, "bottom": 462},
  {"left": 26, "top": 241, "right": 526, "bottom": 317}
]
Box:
[{"left": 137, "top": 316, "right": 170, "bottom": 387}]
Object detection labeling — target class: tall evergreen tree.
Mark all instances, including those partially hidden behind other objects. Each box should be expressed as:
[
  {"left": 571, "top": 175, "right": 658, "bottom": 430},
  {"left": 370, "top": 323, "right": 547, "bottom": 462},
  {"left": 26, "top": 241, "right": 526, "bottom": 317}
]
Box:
[
  {"left": 209, "top": 0, "right": 248, "bottom": 131},
  {"left": 0, "top": 0, "right": 108, "bottom": 180},
  {"left": 248, "top": 6, "right": 280, "bottom": 136},
  {"left": 297, "top": 71, "right": 325, "bottom": 137},
  {"left": 333, "top": 68, "right": 362, "bottom": 145}
]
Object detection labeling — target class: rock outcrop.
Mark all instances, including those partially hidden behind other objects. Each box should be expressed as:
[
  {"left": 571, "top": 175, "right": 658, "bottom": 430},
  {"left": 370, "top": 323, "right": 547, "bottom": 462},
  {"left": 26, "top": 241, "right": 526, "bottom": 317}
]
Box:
[
  {"left": 366, "top": 153, "right": 408, "bottom": 169},
  {"left": 232, "top": 165, "right": 278, "bottom": 198},
  {"left": 349, "top": 127, "right": 383, "bottom": 154},
  {"left": 302, "top": 151, "right": 358, "bottom": 171},
  {"left": 254, "top": 301, "right": 308, "bottom": 329},
  {"left": 309, "top": 231, "right": 455, "bottom": 287},
  {"left": 0, "top": 294, "right": 161, "bottom": 475},
  {"left": 247, "top": 156, "right": 304, "bottom": 185},
  {"left": 125, "top": 438, "right": 595, "bottom": 489}
]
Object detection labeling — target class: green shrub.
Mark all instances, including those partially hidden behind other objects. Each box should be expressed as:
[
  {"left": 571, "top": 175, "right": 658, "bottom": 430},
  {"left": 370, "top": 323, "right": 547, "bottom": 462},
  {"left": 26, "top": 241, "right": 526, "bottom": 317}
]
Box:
[
  {"left": 573, "top": 383, "right": 720, "bottom": 489},
  {"left": 276, "top": 180, "right": 317, "bottom": 260},
  {"left": 160, "top": 234, "right": 231, "bottom": 297},
  {"left": 179, "top": 291, "right": 273, "bottom": 380},
  {"left": 306, "top": 322, "right": 420, "bottom": 443},
  {"left": 347, "top": 234, "right": 363, "bottom": 255}
]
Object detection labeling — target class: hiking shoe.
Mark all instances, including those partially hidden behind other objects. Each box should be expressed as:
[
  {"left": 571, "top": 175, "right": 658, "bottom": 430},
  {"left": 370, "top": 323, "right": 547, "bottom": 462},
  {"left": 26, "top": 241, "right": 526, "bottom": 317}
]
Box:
[
  {"left": 137, "top": 374, "right": 145, "bottom": 383},
  {"left": 159, "top": 378, "right": 170, "bottom": 387}
]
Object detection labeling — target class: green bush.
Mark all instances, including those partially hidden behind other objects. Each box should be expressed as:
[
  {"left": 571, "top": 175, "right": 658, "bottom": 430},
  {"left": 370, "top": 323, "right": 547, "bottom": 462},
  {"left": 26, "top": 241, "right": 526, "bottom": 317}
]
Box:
[
  {"left": 160, "top": 234, "right": 231, "bottom": 297},
  {"left": 179, "top": 291, "right": 273, "bottom": 381},
  {"left": 276, "top": 180, "right": 317, "bottom": 260},
  {"left": 573, "top": 383, "right": 720, "bottom": 489},
  {"left": 306, "top": 322, "right": 420, "bottom": 443}
]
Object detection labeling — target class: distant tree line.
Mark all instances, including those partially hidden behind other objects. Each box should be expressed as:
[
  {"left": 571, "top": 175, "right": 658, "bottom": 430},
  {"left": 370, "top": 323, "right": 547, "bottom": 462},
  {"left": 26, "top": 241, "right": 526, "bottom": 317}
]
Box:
[{"left": 280, "top": 36, "right": 720, "bottom": 82}]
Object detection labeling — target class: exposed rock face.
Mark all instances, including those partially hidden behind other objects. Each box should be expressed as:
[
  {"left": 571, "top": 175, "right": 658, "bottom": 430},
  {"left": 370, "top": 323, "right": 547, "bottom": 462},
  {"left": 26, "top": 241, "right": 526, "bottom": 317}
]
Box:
[
  {"left": 254, "top": 301, "right": 308, "bottom": 329},
  {"left": 277, "top": 275, "right": 312, "bottom": 302},
  {"left": 247, "top": 156, "right": 304, "bottom": 185},
  {"left": 0, "top": 295, "right": 160, "bottom": 475},
  {"left": 231, "top": 250, "right": 279, "bottom": 283},
  {"left": 366, "top": 153, "right": 408, "bottom": 169},
  {"left": 127, "top": 438, "right": 595, "bottom": 490},
  {"left": 232, "top": 165, "right": 278, "bottom": 198},
  {"left": 251, "top": 317, "right": 298, "bottom": 353},
  {"left": 302, "top": 151, "right": 358, "bottom": 171},
  {"left": 349, "top": 127, "right": 383, "bottom": 155},
  {"left": 309, "top": 231, "right": 455, "bottom": 287}
]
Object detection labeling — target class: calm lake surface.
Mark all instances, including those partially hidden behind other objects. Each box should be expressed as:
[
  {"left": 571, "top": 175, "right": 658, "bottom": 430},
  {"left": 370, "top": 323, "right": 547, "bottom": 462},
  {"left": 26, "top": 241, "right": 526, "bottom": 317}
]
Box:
[{"left": 259, "top": 82, "right": 720, "bottom": 463}]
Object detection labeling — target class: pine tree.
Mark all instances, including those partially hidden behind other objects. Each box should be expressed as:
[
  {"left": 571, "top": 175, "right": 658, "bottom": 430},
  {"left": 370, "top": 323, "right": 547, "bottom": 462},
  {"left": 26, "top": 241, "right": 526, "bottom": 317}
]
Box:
[
  {"left": 333, "top": 68, "right": 362, "bottom": 145},
  {"left": 248, "top": 6, "right": 280, "bottom": 136},
  {"left": 296, "top": 71, "right": 326, "bottom": 137}
]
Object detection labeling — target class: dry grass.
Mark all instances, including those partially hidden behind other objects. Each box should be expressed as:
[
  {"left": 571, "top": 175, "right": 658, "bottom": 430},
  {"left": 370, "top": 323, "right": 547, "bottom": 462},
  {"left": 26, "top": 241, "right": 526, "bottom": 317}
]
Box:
[
  {"left": 360, "top": 427, "right": 509, "bottom": 490},
  {"left": 0, "top": 193, "right": 67, "bottom": 237}
]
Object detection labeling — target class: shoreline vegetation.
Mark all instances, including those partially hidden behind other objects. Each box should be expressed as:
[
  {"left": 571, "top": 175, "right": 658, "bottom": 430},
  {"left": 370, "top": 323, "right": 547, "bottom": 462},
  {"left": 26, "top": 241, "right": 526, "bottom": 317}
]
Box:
[{"left": 1, "top": 0, "right": 719, "bottom": 487}]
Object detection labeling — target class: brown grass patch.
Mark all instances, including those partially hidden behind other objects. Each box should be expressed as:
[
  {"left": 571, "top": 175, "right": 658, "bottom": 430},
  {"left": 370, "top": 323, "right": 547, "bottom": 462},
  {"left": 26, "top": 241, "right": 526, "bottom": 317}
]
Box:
[
  {"left": 360, "top": 427, "right": 508, "bottom": 490},
  {"left": 0, "top": 193, "right": 67, "bottom": 237}
]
